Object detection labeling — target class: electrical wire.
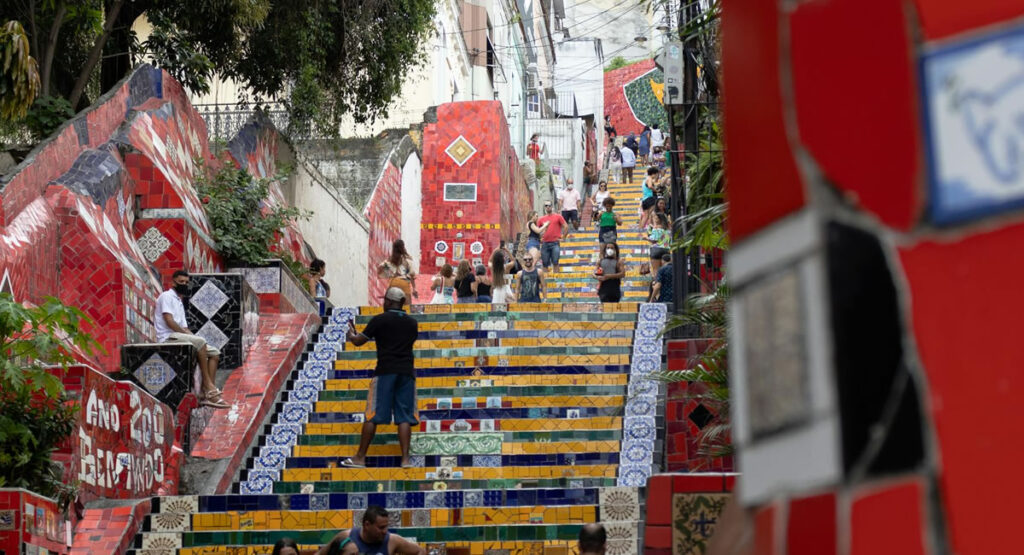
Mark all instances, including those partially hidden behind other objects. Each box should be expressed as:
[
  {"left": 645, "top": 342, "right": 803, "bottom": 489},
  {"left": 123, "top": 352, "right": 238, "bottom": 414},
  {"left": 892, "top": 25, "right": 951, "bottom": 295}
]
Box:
[{"left": 487, "top": 1, "right": 647, "bottom": 52}]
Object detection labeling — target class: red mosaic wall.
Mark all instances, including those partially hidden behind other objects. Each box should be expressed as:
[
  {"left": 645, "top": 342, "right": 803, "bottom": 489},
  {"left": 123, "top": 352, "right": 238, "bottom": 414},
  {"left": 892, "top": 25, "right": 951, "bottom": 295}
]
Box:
[
  {"left": 603, "top": 59, "right": 658, "bottom": 138},
  {"left": 664, "top": 339, "right": 733, "bottom": 473},
  {"left": 722, "top": 2, "right": 1024, "bottom": 554},
  {"left": 417, "top": 101, "right": 532, "bottom": 298},
  {"left": 0, "top": 489, "right": 68, "bottom": 554},
  {"left": 642, "top": 473, "right": 736, "bottom": 555},
  {"left": 60, "top": 365, "right": 179, "bottom": 504},
  {"left": 365, "top": 161, "right": 403, "bottom": 302}
]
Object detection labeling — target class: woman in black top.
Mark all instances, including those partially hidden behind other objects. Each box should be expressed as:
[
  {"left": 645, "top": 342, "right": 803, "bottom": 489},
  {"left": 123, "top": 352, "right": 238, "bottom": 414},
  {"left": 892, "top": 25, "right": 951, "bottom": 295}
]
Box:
[
  {"left": 453, "top": 260, "right": 476, "bottom": 303},
  {"left": 595, "top": 242, "right": 625, "bottom": 303},
  {"left": 474, "top": 264, "right": 492, "bottom": 302}
]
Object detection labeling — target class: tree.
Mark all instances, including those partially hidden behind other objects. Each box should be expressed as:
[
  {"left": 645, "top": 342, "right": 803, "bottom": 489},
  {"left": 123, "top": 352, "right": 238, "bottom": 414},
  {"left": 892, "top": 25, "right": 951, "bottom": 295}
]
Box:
[
  {"left": 604, "top": 56, "right": 631, "bottom": 73},
  {"left": 0, "top": 294, "right": 102, "bottom": 509},
  {"left": 0, "top": 20, "right": 40, "bottom": 120}
]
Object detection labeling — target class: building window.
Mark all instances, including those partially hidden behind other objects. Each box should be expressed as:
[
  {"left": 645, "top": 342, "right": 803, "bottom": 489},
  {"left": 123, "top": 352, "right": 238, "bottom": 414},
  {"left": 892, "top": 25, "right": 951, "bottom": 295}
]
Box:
[
  {"left": 444, "top": 183, "right": 478, "bottom": 202},
  {"left": 527, "top": 93, "right": 540, "bottom": 114}
]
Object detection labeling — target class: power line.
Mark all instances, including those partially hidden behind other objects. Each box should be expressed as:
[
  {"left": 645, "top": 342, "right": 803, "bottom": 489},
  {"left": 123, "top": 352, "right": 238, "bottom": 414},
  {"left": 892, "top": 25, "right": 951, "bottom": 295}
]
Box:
[
  {"left": 552, "top": 23, "right": 660, "bottom": 85},
  {"left": 448, "top": 0, "right": 641, "bottom": 37},
  {"left": 488, "top": 1, "right": 646, "bottom": 52}
]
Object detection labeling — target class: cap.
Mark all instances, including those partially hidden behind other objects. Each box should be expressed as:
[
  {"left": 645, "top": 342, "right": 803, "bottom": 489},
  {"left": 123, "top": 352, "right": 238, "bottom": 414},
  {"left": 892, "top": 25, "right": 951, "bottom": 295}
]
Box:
[{"left": 384, "top": 287, "right": 407, "bottom": 302}]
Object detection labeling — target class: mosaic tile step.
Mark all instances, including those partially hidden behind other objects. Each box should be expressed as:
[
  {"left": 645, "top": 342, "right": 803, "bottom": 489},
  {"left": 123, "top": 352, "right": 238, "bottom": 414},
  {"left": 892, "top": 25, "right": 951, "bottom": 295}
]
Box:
[
  {"left": 350, "top": 311, "right": 640, "bottom": 322},
  {"left": 278, "top": 452, "right": 620, "bottom": 470},
  {"left": 132, "top": 521, "right": 641, "bottom": 549},
  {"left": 320, "top": 373, "right": 629, "bottom": 390},
  {"left": 331, "top": 354, "right": 632, "bottom": 370},
  {"left": 319, "top": 365, "right": 632, "bottom": 380},
  {"left": 299, "top": 415, "right": 622, "bottom": 435},
  {"left": 311, "top": 384, "right": 627, "bottom": 400},
  {"left": 342, "top": 337, "right": 637, "bottom": 351},
  {"left": 153, "top": 487, "right": 639, "bottom": 516},
  {"left": 309, "top": 394, "right": 625, "bottom": 412},
  {"left": 402, "top": 329, "right": 639, "bottom": 340},
  {"left": 294, "top": 429, "right": 623, "bottom": 446},
  {"left": 264, "top": 476, "right": 620, "bottom": 494},
  {"left": 328, "top": 345, "right": 634, "bottom": 360},
  {"left": 258, "top": 463, "right": 620, "bottom": 482},
  {"left": 301, "top": 406, "right": 623, "bottom": 423},
  {"left": 131, "top": 540, "right": 595, "bottom": 555},
  {"left": 291, "top": 439, "right": 622, "bottom": 457}
]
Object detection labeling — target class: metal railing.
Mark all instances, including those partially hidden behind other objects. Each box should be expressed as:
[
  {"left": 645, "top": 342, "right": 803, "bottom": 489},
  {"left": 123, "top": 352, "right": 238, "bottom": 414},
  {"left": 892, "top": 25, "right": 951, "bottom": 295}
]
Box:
[{"left": 193, "top": 101, "right": 291, "bottom": 141}]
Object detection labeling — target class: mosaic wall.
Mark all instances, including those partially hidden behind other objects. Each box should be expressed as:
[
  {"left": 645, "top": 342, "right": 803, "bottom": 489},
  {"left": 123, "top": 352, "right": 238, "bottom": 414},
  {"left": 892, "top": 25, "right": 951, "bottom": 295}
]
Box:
[
  {"left": 62, "top": 365, "right": 179, "bottom": 504},
  {"left": 604, "top": 59, "right": 663, "bottom": 138},
  {"left": 120, "top": 344, "right": 199, "bottom": 415},
  {"left": 664, "top": 339, "right": 733, "bottom": 473},
  {"left": 0, "top": 489, "right": 68, "bottom": 554},
  {"left": 183, "top": 273, "right": 259, "bottom": 370},
  {"left": 723, "top": 1, "right": 1024, "bottom": 553},
  {"left": 643, "top": 473, "right": 735, "bottom": 555},
  {"left": 235, "top": 260, "right": 317, "bottom": 315},
  {"left": 365, "top": 162, "right": 403, "bottom": 301},
  {"left": 418, "top": 101, "right": 532, "bottom": 298}
]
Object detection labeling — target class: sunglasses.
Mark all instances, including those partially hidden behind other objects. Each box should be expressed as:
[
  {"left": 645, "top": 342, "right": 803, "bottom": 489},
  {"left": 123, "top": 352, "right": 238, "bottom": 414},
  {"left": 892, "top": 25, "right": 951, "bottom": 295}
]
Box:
[{"left": 523, "top": 257, "right": 533, "bottom": 262}]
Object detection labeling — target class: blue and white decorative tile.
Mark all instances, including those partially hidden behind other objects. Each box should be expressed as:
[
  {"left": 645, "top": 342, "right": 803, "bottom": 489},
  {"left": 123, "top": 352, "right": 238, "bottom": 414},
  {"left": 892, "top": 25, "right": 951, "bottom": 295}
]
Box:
[
  {"left": 299, "top": 361, "right": 329, "bottom": 382},
  {"left": 464, "top": 490, "right": 483, "bottom": 507},
  {"left": 241, "top": 267, "right": 280, "bottom": 294},
  {"left": 639, "top": 303, "right": 668, "bottom": 322},
  {"left": 636, "top": 340, "right": 662, "bottom": 357},
  {"left": 190, "top": 280, "right": 229, "bottom": 319},
  {"left": 253, "top": 449, "right": 289, "bottom": 470},
  {"left": 240, "top": 475, "right": 273, "bottom": 494},
  {"left": 630, "top": 355, "right": 661, "bottom": 376},
  {"left": 622, "top": 417, "right": 656, "bottom": 443},
  {"left": 348, "top": 493, "right": 367, "bottom": 510},
  {"left": 424, "top": 492, "right": 446, "bottom": 508},
  {"left": 321, "top": 325, "right": 346, "bottom": 343},
  {"left": 133, "top": 353, "right": 175, "bottom": 395},
  {"left": 408, "top": 455, "right": 426, "bottom": 467},
  {"left": 387, "top": 492, "right": 406, "bottom": 509},
  {"left": 267, "top": 424, "right": 302, "bottom": 447},
  {"left": 244, "top": 469, "right": 280, "bottom": 486},
  {"left": 627, "top": 378, "right": 657, "bottom": 397},
  {"left": 288, "top": 386, "right": 319, "bottom": 403},
  {"left": 259, "top": 445, "right": 290, "bottom": 461},
  {"left": 625, "top": 395, "right": 656, "bottom": 418},
  {"left": 329, "top": 307, "right": 357, "bottom": 326},
  {"left": 309, "top": 493, "right": 329, "bottom": 511},
  {"left": 634, "top": 322, "right": 662, "bottom": 343},
  {"left": 472, "top": 455, "right": 502, "bottom": 467},
  {"left": 196, "top": 321, "right": 230, "bottom": 351},
  {"left": 621, "top": 440, "right": 654, "bottom": 465},
  {"left": 310, "top": 343, "right": 338, "bottom": 361},
  {"left": 617, "top": 464, "right": 653, "bottom": 487},
  {"left": 279, "top": 402, "right": 312, "bottom": 424}
]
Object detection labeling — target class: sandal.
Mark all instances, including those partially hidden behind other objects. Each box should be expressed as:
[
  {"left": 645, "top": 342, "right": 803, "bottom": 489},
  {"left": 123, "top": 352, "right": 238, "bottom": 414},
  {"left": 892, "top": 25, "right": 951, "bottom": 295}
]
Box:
[
  {"left": 201, "top": 390, "right": 230, "bottom": 409},
  {"left": 340, "top": 458, "right": 366, "bottom": 468}
]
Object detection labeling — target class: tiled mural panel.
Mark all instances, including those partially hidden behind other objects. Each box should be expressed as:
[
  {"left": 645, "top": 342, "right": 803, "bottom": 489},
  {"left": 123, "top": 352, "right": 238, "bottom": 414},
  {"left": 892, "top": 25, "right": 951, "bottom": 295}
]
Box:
[
  {"left": 365, "top": 162, "right": 403, "bottom": 302},
  {"left": 0, "top": 488, "right": 69, "bottom": 554},
  {"left": 120, "top": 344, "right": 198, "bottom": 418},
  {"left": 604, "top": 59, "right": 661, "bottom": 138},
  {"left": 0, "top": 197, "right": 60, "bottom": 303},
  {"left": 642, "top": 473, "right": 736, "bottom": 555},
  {"left": 61, "top": 365, "right": 179, "bottom": 504},
  {"left": 183, "top": 274, "right": 259, "bottom": 370},
  {"left": 419, "top": 101, "right": 532, "bottom": 296}
]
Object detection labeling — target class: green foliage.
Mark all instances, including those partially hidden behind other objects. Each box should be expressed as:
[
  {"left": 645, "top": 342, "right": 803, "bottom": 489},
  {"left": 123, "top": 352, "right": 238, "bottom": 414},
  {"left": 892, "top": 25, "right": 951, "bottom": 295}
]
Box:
[
  {"left": 0, "top": 294, "right": 102, "bottom": 509},
  {"left": 196, "top": 162, "right": 310, "bottom": 265},
  {"left": 23, "top": 95, "right": 73, "bottom": 140},
  {"left": 604, "top": 56, "right": 630, "bottom": 73},
  {"left": 0, "top": 20, "right": 40, "bottom": 121},
  {"left": 140, "top": 12, "right": 214, "bottom": 95}
]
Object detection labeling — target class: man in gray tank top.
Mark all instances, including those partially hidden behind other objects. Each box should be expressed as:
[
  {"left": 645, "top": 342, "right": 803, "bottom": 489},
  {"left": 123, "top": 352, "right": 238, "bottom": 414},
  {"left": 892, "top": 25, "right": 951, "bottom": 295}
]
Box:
[
  {"left": 514, "top": 252, "right": 545, "bottom": 302},
  {"left": 317, "top": 506, "right": 424, "bottom": 555}
]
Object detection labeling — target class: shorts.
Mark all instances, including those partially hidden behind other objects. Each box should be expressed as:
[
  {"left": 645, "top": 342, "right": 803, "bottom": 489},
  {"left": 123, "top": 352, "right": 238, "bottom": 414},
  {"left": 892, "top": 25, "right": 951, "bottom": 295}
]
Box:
[
  {"left": 541, "top": 242, "right": 561, "bottom": 268},
  {"left": 599, "top": 226, "right": 618, "bottom": 244},
  {"left": 598, "top": 286, "right": 622, "bottom": 303},
  {"left": 642, "top": 196, "right": 657, "bottom": 211},
  {"left": 651, "top": 247, "right": 671, "bottom": 260},
  {"left": 365, "top": 373, "right": 419, "bottom": 425},
  {"left": 167, "top": 332, "right": 220, "bottom": 357},
  {"left": 476, "top": 295, "right": 492, "bottom": 303},
  {"left": 561, "top": 209, "right": 579, "bottom": 225},
  {"left": 526, "top": 238, "right": 541, "bottom": 251}
]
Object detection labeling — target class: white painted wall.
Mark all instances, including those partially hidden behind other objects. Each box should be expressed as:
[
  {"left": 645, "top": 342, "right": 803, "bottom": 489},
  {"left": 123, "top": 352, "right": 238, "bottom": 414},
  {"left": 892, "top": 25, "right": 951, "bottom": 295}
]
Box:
[
  {"left": 400, "top": 153, "right": 423, "bottom": 273},
  {"left": 562, "top": 0, "right": 656, "bottom": 63}
]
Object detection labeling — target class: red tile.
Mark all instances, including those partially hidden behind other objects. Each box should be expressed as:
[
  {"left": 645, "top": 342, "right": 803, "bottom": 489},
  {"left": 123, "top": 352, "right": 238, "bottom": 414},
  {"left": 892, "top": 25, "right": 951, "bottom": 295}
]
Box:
[
  {"left": 787, "top": 492, "right": 836, "bottom": 555},
  {"left": 912, "top": 1, "right": 1023, "bottom": 40},
  {"left": 899, "top": 223, "right": 1024, "bottom": 554},
  {"left": 754, "top": 503, "right": 776, "bottom": 555},
  {"left": 722, "top": 0, "right": 805, "bottom": 242},
  {"left": 644, "top": 525, "right": 673, "bottom": 549},
  {"left": 645, "top": 474, "right": 673, "bottom": 525},
  {"left": 850, "top": 480, "right": 926, "bottom": 555},
  {"left": 788, "top": 0, "right": 921, "bottom": 230}
]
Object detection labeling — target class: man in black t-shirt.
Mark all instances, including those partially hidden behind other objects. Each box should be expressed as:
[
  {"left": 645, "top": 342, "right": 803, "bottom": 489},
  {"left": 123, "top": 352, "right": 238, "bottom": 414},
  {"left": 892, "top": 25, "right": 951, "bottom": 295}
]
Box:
[{"left": 342, "top": 287, "right": 419, "bottom": 468}]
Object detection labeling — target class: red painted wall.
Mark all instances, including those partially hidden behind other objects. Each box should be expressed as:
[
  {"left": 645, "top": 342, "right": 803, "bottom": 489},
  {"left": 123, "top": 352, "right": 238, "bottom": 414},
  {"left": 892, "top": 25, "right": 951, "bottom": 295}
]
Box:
[
  {"left": 603, "top": 59, "right": 657, "bottom": 138},
  {"left": 365, "top": 162, "right": 403, "bottom": 302}
]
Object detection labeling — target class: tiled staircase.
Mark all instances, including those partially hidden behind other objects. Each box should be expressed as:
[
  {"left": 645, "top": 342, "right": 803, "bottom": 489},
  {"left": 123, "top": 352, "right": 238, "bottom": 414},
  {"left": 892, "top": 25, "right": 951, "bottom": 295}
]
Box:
[{"left": 128, "top": 178, "right": 666, "bottom": 555}]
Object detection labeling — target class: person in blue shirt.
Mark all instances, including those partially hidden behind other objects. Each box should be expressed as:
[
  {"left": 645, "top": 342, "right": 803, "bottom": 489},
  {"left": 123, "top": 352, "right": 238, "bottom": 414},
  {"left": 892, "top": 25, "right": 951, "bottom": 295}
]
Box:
[{"left": 650, "top": 253, "right": 674, "bottom": 304}]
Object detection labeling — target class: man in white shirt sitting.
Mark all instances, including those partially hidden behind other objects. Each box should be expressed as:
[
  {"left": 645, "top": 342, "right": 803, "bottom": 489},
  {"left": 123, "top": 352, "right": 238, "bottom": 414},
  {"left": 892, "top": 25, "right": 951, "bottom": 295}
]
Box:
[{"left": 154, "top": 270, "right": 229, "bottom": 408}]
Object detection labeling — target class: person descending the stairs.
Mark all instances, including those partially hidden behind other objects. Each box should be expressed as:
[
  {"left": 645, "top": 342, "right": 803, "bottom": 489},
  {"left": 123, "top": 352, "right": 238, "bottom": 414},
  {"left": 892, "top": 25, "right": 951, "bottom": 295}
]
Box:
[
  {"left": 537, "top": 201, "right": 569, "bottom": 274},
  {"left": 590, "top": 180, "right": 610, "bottom": 224},
  {"left": 597, "top": 197, "right": 622, "bottom": 253},
  {"left": 317, "top": 506, "right": 424, "bottom": 555},
  {"left": 595, "top": 242, "right": 625, "bottom": 303},
  {"left": 342, "top": 287, "right": 419, "bottom": 468},
  {"left": 524, "top": 210, "right": 549, "bottom": 253},
  {"left": 558, "top": 178, "right": 582, "bottom": 231},
  {"left": 515, "top": 251, "right": 545, "bottom": 302}
]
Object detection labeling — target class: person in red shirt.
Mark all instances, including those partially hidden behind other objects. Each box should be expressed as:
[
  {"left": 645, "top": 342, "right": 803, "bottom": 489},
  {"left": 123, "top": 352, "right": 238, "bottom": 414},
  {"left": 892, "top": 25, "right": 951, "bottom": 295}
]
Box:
[
  {"left": 527, "top": 133, "right": 544, "bottom": 162},
  {"left": 536, "top": 201, "right": 569, "bottom": 273}
]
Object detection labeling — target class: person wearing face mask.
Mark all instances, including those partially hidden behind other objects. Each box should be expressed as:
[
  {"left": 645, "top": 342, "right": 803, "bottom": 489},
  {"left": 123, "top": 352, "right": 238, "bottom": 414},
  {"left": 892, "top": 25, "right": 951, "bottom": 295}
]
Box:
[
  {"left": 154, "top": 270, "right": 229, "bottom": 408},
  {"left": 594, "top": 243, "right": 625, "bottom": 303}
]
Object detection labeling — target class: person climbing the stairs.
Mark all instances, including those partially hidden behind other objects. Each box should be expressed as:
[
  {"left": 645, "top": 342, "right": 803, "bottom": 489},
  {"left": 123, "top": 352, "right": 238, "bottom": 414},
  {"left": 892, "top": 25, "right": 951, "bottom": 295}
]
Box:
[
  {"left": 342, "top": 287, "right": 419, "bottom": 469},
  {"left": 316, "top": 506, "right": 424, "bottom": 555}
]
